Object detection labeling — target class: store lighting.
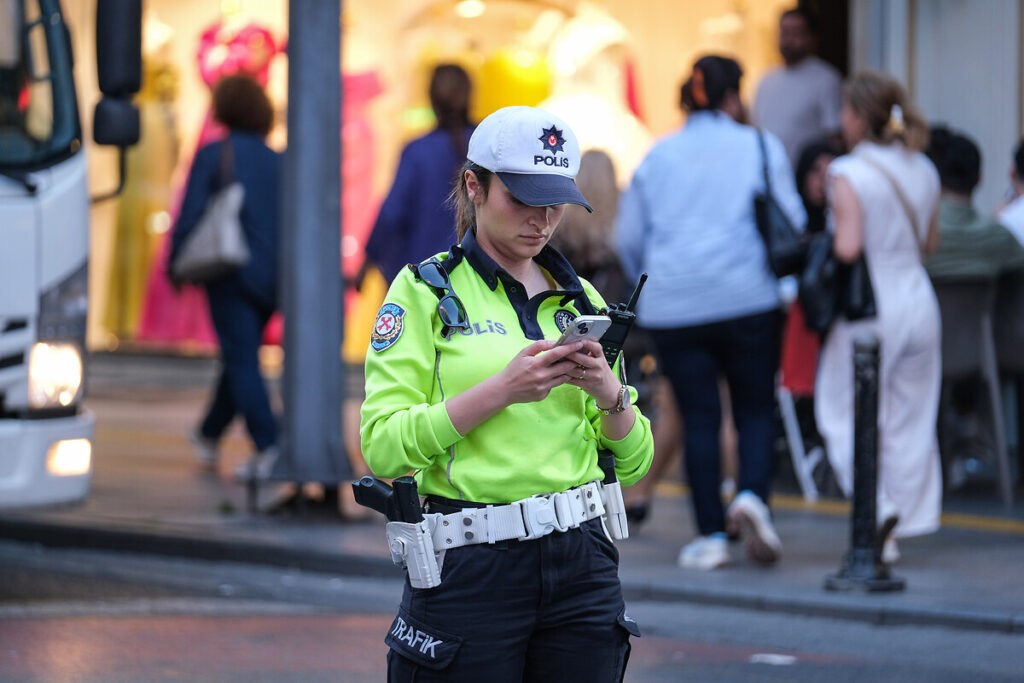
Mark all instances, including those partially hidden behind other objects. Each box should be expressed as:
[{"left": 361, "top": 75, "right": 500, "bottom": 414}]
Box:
[
  {"left": 147, "top": 211, "right": 171, "bottom": 235},
  {"left": 555, "top": 59, "right": 576, "bottom": 77},
  {"left": 46, "top": 439, "right": 91, "bottom": 476},
  {"left": 455, "top": 1, "right": 485, "bottom": 19},
  {"left": 700, "top": 13, "right": 743, "bottom": 38},
  {"left": 513, "top": 50, "right": 537, "bottom": 69}
]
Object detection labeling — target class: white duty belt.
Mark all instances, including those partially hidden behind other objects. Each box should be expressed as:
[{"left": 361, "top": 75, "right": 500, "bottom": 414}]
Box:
[{"left": 428, "top": 480, "right": 607, "bottom": 550}]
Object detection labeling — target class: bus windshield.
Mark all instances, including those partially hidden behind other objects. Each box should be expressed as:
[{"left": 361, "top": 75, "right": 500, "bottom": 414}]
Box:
[{"left": 0, "top": 0, "right": 79, "bottom": 171}]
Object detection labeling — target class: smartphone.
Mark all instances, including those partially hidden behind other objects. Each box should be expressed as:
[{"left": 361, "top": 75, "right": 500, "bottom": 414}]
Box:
[{"left": 555, "top": 315, "right": 612, "bottom": 347}]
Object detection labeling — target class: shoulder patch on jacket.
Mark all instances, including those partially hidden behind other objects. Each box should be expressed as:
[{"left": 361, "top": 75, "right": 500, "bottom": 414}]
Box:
[{"left": 371, "top": 303, "right": 406, "bottom": 352}]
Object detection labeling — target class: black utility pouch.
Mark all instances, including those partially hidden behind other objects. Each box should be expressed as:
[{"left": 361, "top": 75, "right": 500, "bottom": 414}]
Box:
[{"left": 385, "top": 607, "right": 463, "bottom": 670}]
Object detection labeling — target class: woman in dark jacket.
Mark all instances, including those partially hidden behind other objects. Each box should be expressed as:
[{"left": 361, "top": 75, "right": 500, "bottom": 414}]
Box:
[
  {"left": 169, "top": 75, "right": 281, "bottom": 481},
  {"left": 360, "top": 64, "right": 474, "bottom": 284}
]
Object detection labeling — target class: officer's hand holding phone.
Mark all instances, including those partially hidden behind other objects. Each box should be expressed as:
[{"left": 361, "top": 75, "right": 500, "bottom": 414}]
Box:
[
  {"left": 565, "top": 338, "right": 636, "bottom": 439},
  {"left": 495, "top": 339, "right": 585, "bottom": 405},
  {"left": 445, "top": 337, "right": 583, "bottom": 438},
  {"left": 446, "top": 318, "right": 624, "bottom": 438},
  {"left": 566, "top": 340, "right": 622, "bottom": 409},
  {"left": 552, "top": 316, "right": 619, "bottom": 407}
]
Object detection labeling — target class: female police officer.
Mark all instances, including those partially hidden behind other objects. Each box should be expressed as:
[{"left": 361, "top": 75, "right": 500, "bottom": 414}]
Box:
[{"left": 360, "top": 106, "right": 654, "bottom": 681}]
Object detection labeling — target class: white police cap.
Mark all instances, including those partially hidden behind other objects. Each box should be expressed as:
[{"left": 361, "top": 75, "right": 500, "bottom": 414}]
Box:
[{"left": 467, "top": 106, "right": 593, "bottom": 213}]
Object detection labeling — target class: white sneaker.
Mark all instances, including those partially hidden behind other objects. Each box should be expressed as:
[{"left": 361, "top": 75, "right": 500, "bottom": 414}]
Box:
[
  {"left": 678, "top": 534, "right": 730, "bottom": 570},
  {"left": 233, "top": 446, "right": 279, "bottom": 482},
  {"left": 727, "top": 491, "right": 782, "bottom": 565},
  {"left": 882, "top": 538, "right": 901, "bottom": 565},
  {"left": 189, "top": 431, "right": 219, "bottom": 468}
]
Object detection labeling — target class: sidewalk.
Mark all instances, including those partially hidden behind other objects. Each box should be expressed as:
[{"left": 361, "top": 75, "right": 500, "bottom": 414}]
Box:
[{"left": 2, "top": 352, "right": 1024, "bottom": 634}]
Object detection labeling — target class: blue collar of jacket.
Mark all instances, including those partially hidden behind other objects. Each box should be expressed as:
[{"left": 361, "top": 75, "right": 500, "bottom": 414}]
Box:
[
  {"left": 456, "top": 228, "right": 597, "bottom": 327},
  {"left": 685, "top": 109, "right": 734, "bottom": 128},
  {"left": 461, "top": 229, "right": 586, "bottom": 296}
]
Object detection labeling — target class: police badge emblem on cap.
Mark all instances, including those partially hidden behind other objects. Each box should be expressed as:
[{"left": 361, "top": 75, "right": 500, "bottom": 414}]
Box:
[{"left": 467, "top": 106, "right": 593, "bottom": 213}]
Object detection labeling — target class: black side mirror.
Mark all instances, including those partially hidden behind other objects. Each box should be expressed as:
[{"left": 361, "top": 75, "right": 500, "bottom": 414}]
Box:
[
  {"left": 92, "top": 0, "right": 141, "bottom": 147},
  {"left": 91, "top": 0, "right": 142, "bottom": 202},
  {"left": 93, "top": 97, "right": 138, "bottom": 146}
]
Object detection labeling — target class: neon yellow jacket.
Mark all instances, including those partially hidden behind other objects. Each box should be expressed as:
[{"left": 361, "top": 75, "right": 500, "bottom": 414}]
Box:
[{"left": 360, "top": 232, "right": 653, "bottom": 503}]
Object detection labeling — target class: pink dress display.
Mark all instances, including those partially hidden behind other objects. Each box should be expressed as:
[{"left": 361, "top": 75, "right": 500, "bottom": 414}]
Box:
[
  {"left": 136, "top": 21, "right": 279, "bottom": 349},
  {"left": 341, "top": 71, "right": 383, "bottom": 313},
  {"left": 136, "top": 20, "right": 381, "bottom": 352}
]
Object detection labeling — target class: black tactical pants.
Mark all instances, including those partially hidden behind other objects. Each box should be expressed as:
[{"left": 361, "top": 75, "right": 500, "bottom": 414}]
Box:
[{"left": 385, "top": 517, "right": 639, "bottom": 682}]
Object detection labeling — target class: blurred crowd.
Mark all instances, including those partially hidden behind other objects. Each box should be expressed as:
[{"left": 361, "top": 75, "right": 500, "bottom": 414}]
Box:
[
  {"left": 607, "top": 7, "right": 1024, "bottom": 570},
  {"left": 350, "top": 6, "right": 1024, "bottom": 569},
  {"left": 178, "top": 6, "right": 1024, "bottom": 572}
]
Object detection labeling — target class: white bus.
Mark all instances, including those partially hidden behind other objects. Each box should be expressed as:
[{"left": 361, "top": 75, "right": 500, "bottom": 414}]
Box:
[{"left": 0, "top": 0, "right": 139, "bottom": 508}]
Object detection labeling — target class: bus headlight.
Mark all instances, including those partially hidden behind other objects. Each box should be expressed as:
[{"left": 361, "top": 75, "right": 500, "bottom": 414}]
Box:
[
  {"left": 28, "top": 342, "right": 83, "bottom": 409},
  {"left": 46, "top": 439, "right": 92, "bottom": 476}
]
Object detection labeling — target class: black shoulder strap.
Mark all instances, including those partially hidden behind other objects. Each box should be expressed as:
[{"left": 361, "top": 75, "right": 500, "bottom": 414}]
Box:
[
  {"left": 218, "top": 136, "right": 235, "bottom": 189},
  {"left": 756, "top": 129, "right": 772, "bottom": 194},
  {"left": 408, "top": 246, "right": 464, "bottom": 286}
]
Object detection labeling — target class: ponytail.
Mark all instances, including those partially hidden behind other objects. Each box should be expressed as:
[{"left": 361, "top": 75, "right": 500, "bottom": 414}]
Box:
[
  {"left": 844, "top": 70, "right": 929, "bottom": 151},
  {"left": 680, "top": 55, "right": 742, "bottom": 113},
  {"left": 430, "top": 64, "right": 473, "bottom": 160}
]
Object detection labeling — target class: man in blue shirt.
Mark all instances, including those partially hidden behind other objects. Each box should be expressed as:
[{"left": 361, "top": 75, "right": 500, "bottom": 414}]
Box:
[{"left": 616, "top": 56, "right": 805, "bottom": 571}]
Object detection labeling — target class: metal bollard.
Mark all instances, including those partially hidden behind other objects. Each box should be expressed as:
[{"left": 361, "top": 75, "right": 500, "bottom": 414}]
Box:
[
  {"left": 824, "top": 335, "right": 905, "bottom": 592},
  {"left": 247, "top": 476, "right": 259, "bottom": 514}
]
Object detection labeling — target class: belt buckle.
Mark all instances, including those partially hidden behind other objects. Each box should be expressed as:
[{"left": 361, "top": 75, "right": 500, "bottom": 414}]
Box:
[{"left": 519, "top": 495, "right": 558, "bottom": 540}]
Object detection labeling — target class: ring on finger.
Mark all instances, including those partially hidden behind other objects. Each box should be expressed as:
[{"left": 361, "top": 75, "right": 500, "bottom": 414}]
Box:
[{"left": 581, "top": 368, "right": 587, "bottom": 380}]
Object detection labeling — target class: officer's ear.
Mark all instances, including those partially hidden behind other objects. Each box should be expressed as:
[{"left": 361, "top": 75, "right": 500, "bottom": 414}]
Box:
[{"left": 465, "top": 169, "right": 483, "bottom": 204}]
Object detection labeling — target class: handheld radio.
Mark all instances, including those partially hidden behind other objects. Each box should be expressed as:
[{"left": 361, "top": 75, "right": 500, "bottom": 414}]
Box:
[{"left": 599, "top": 273, "right": 647, "bottom": 367}]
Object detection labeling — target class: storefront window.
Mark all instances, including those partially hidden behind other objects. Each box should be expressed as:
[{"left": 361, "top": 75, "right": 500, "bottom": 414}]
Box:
[{"left": 77, "top": 0, "right": 799, "bottom": 352}]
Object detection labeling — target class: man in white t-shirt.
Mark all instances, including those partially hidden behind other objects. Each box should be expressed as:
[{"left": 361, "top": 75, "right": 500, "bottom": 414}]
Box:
[
  {"left": 752, "top": 8, "right": 842, "bottom": 169},
  {"left": 996, "top": 139, "right": 1024, "bottom": 245}
]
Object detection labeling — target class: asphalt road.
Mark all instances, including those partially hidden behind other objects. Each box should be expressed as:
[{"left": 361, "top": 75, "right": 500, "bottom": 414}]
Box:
[{"left": 1, "top": 541, "right": 1021, "bottom": 682}]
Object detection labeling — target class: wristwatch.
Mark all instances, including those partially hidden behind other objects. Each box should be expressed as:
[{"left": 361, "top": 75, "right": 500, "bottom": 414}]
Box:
[{"left": 597, "top": 385, "right": 631, "bottom": 415}]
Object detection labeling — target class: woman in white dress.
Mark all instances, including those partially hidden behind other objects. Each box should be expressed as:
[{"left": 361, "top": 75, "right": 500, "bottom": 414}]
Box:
[{"left": 815, "top": 71, "right": 942, "bottom": 564}]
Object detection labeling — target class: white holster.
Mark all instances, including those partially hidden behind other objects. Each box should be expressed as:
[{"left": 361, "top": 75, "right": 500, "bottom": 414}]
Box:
[
  {"left": 386, "top": 520, "right": 443, "bottom": 589},
  {"left": 600, "top": 480, "right": 629, "bottom": 540}
]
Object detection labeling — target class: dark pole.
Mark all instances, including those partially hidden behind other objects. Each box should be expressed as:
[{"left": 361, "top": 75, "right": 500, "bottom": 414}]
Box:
[
  {"left": 275, "top": 0, "right": 347, "bottom": 486},
  {"left": 825, "top": 334, "right": 905, "bottom": 592}
]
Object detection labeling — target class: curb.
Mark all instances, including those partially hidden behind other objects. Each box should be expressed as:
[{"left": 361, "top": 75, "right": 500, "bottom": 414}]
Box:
[
  {"left": 620, "top": 581, "right": 1024, "bottom": 634},
  {"left": 0, "top": 518, "right": 399, "bottom": 580},
  {"left": 3, "top": 517, "right": 1021, "bottom": 634}
]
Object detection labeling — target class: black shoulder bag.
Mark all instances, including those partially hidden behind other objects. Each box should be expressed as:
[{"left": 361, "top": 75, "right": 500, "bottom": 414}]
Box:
[
  {"left": 799, "top": 231, "right": 842, "bottom": 333},
  {"left": 799, "top": 154, "right": 922, "bottom": 333},
  {"left": 754, "top": 129, "right": 806, "bottom": 277}
]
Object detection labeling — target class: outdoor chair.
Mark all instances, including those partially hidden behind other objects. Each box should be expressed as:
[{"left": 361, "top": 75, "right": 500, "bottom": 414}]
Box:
[
  {"left": 777, "top": 384, "right": 824, "bottom": 502},
  {"left": 994, "top": 270, "right": 1024, "bottom": 488},
  {"left": 933, "top": 279, "right": 1013, "bottom": 510},
  {"left": 776, "top": 301, "right": 824, "bottom": 502}
]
